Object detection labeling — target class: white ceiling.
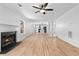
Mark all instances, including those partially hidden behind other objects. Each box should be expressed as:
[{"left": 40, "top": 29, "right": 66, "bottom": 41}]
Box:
[{"left": 0, "top": 3, "right": 79, "bottom": 21}]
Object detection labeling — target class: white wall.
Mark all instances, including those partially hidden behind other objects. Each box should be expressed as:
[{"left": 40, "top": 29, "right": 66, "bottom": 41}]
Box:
[
  {"left": 55, "top": 5, "right": 79, "bottom": 48},
  {"left": 0, "top": 6, "right": 20, "bottom": 25}
]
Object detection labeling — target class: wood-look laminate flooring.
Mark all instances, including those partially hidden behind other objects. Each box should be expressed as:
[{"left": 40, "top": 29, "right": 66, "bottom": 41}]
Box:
[{"left": 1, "top": 33, "right": 79, "bottom": 56}]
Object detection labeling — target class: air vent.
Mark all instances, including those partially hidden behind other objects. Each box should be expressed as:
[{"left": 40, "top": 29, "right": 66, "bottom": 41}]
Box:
[{"left": 68, "top": 31, "right": 72, "bottom": 39}]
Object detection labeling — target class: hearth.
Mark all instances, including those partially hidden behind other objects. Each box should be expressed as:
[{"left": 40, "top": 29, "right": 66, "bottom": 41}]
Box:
[{"left": 0, "top": 31, "right": 17, "bottom": 53}]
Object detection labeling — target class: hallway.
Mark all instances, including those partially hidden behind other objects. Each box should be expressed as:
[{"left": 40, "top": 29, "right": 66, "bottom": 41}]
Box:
[{"left": 5, "top": 33, "right": 79, "bottom": 56}]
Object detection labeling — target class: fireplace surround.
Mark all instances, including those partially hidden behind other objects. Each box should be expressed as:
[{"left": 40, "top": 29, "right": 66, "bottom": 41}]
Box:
[{"left": 0, "top": 31, "right": 17, "bottom": 53}]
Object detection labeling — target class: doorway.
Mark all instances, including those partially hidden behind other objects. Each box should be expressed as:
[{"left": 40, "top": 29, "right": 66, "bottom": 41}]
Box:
[{"left": 32, "top": 24, "right": 48, "bottom": 33}]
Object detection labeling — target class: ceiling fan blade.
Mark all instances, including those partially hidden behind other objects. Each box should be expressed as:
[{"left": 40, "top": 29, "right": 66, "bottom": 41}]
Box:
[
  {"left": 40, "top": 5, "right": 43, "bottom": 9},
  {"left": 44, "top": 9, "right": 54, "bottom": 11},
  {"left": 43, "top": 3, "right": 48, "bottom": 8},
  {"left": 35, "top": 11, "right": 40, "bottom": 13},
  {"left": 17, "top": 3, "right": 22, "bottom": 7},
  {"left": 32, "top": 6, "right": 41, "bottom": 9}
]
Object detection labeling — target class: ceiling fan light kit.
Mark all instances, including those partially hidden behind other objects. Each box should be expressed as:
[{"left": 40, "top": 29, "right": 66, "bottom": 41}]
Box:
[{"left": 40, "top": 10, "right": 45, "bottom": 13}]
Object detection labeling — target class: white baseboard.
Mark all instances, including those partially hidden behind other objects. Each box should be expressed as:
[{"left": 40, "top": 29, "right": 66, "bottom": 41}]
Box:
[{"left": 57, "top": 36, "right": 79, "bottom": 48}]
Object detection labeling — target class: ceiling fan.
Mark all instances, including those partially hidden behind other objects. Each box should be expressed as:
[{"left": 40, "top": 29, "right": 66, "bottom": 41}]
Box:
[{"left": 32, "top": 3, "right": 54, "bottom": 15}]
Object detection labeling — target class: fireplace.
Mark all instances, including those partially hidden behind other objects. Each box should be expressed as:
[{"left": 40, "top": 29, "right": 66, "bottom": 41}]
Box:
[{"left": 0, "top": 31, "right": 16, "bottom": 53}]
